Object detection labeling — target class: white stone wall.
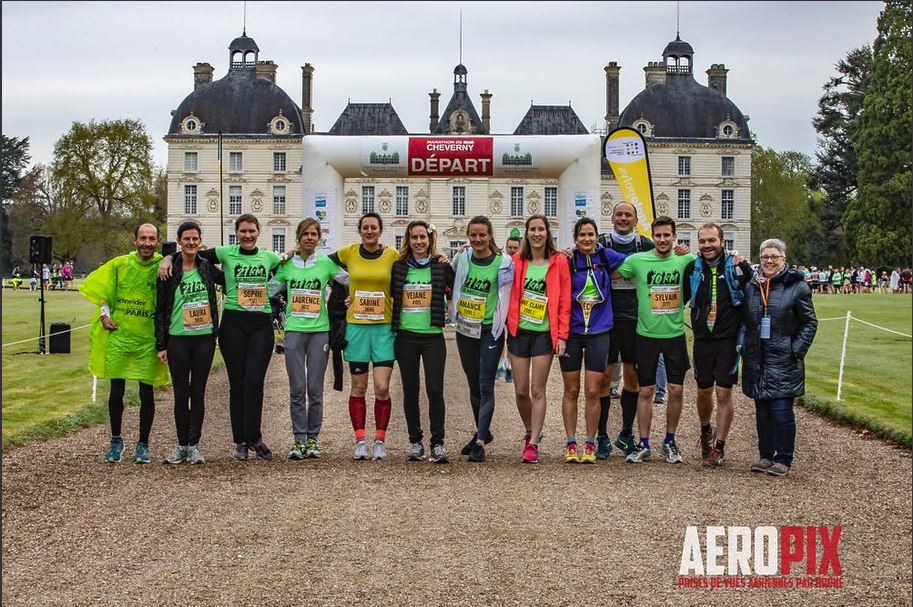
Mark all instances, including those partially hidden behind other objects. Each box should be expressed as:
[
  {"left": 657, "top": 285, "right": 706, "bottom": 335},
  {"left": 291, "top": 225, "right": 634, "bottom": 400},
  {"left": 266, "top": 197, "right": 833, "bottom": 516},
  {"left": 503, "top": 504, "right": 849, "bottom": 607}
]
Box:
[{"left": 165, "top": 136, "right": 303, "bottom": 251}]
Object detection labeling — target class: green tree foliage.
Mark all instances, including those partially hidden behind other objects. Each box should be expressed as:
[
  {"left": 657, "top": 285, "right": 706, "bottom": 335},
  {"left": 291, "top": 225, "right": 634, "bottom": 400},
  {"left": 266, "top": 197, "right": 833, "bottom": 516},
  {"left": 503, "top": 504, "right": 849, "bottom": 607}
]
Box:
[
  {"left": 1, "top": 134, "right": 33, "bottom": 272},
  {"left": 810, "top": 45, "right": 872, "bottom": 265},
  {"left": 751, "top": 146, "right": 825, "bottom": 264},
  {"left": 845, "top": 0, "right": 912, "bottom": 267},
  {"left": 51, "top": 119, "right": 155, "bottom": 259}
]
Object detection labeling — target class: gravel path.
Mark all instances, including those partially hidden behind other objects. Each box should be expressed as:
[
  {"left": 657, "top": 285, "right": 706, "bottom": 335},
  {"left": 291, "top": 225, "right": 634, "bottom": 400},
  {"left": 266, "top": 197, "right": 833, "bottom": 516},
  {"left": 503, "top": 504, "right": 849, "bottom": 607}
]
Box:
[{"left": 3, "top": 332, "right": 911, "bottom": 606}]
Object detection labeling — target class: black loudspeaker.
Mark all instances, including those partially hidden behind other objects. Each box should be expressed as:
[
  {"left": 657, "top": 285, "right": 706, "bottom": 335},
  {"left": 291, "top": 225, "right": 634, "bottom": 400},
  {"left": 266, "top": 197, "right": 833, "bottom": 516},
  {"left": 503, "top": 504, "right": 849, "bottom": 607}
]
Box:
[
  {"left": 49, "top": 323, "right": 71, "bottom": 354},
  {"left": 29, "top": 235, "right": 53, "bottom": 264},
  {"left": 162, "top": 241, "right": 177, "bottom": 256}
]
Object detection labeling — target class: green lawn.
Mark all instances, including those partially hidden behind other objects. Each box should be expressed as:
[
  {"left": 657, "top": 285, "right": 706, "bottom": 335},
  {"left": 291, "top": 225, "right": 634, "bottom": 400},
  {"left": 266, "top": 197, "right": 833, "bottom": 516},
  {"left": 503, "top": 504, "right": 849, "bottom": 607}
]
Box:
[
  {"left": 801, "top": 293, "right": 912, "bottom": 446},
  {"left": 1, "top": 286, "right": 116, "bottom": 447}
]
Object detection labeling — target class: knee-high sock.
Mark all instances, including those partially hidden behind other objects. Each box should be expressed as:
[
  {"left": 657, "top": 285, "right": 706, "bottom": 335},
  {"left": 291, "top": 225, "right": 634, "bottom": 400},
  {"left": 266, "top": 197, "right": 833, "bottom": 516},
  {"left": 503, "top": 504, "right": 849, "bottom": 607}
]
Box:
[
  {"left": 374, "top": 398, "right": 392, "bottom": 441},
  {"left": 598, "top": 396, "right": 610, "bottom": 437},
  {"left": 348, "top": 396, "right": 366, "bottom": 441},
  {"left": 621, "top": 389, "right": 638, "bottom": 436}
]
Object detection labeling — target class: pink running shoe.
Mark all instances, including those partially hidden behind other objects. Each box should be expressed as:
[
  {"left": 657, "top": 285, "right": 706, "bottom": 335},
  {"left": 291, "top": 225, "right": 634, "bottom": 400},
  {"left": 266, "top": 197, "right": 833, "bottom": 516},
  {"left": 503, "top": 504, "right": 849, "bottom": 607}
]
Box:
[{"left": 521, "top": 443, "right": 539, "bottom": 464}]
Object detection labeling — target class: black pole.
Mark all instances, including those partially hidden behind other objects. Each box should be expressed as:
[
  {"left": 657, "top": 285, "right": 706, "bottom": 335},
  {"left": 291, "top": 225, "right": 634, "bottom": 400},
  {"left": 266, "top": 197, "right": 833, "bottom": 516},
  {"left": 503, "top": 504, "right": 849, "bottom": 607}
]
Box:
[
  {"left": 219, "top": 131, "right": 224, "bottom": 246},
  {"left": 38, "top": 265, "right": 46, "bottom": 354}
]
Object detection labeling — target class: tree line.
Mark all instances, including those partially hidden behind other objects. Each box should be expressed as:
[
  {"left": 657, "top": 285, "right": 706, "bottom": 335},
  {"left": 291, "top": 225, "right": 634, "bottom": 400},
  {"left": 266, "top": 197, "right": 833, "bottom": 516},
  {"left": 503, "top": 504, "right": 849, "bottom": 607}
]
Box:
[
  {"left": 1, "top": 119, "right": 166, "bottom": 273},
  {"left": 751, "top": 0, "right": 911, "bottom": 269}
]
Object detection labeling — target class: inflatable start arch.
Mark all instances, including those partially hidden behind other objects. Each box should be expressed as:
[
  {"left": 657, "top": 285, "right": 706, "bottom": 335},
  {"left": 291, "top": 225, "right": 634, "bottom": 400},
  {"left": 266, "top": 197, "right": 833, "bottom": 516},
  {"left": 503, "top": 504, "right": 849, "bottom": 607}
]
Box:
[{"left": 302, "top": 135, "right": 602, "bottom": 251}]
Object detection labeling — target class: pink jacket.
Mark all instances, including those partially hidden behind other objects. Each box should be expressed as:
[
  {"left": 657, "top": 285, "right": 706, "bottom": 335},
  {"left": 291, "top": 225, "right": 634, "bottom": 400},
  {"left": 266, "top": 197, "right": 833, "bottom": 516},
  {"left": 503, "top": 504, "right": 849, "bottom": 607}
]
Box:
[{"left": 507, "top": 253, "right": 571, "bottom": 350}]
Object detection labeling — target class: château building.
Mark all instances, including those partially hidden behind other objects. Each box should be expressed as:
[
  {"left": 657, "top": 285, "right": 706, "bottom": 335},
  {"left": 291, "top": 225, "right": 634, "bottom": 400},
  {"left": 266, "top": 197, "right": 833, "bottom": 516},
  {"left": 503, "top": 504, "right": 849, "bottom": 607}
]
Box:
[{"left": 166, "top": 32, "right": 752, "bottom": 253}]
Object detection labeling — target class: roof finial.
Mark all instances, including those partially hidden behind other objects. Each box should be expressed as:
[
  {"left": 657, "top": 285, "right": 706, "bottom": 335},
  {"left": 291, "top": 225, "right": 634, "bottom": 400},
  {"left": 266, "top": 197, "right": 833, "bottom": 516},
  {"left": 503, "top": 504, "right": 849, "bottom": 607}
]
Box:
[
  {"left": 675, "top": 0, "right": 681, "bottom": 40},
  {"left": 243, "top": 0, "right": 247, "bottom": 36},
  {"left": 459, "top": 10, "right": 463, "bottom": 65}
]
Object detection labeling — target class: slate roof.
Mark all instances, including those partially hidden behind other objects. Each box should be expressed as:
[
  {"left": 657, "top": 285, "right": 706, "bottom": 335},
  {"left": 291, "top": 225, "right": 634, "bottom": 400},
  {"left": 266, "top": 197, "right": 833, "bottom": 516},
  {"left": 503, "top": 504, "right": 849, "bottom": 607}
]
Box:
[
  {"left": 432, "top": 87, "right": 485, "bottom": 135},
  {"left": 618, "top": 73, "right": 751, "bottom": 141},
  {"left": 326, "top": 103, "right": 408, "bottom": 136},
  {"left": 512, "top": 105, "right": 589, "bottom": 135},
  {"left": 167, "top": 70, "right": 303, "bottom": 135}
]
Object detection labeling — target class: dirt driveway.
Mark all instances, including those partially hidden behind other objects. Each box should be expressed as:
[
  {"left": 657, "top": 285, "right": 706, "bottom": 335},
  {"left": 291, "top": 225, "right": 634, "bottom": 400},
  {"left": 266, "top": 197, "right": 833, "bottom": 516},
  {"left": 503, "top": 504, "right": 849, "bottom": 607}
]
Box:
[{"left": 3, "top": 336, "right": 911, "bottom": 606}]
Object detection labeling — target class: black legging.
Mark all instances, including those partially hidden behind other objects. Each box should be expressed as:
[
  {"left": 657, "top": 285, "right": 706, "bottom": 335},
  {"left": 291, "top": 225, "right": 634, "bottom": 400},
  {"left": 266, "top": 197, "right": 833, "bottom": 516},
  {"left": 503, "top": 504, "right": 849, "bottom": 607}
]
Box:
[
  {"left": 395, "top": 330, "right": 447, "bottom": 446},
  {"left": 219, "top": 309, "right": 274, "bottom": 445},
  {"left": 109, "top": 379, "right": 155, "bottom": 444},
  {"left": 167, "top": 334, "right": 216, "bottom": 446}
]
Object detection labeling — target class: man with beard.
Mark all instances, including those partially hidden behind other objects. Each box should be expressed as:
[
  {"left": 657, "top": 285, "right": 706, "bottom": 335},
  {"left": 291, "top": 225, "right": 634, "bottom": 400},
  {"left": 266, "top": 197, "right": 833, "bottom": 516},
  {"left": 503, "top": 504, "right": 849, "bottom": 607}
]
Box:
[
  {"left": 80, "top": 223, "right": 169, "bottom": 464},
  {"left": 614, "top": 216, "right": 696, "bottom": 464},
  {"left": 684, "top": 223, "right": 752, "bottom": 468}
]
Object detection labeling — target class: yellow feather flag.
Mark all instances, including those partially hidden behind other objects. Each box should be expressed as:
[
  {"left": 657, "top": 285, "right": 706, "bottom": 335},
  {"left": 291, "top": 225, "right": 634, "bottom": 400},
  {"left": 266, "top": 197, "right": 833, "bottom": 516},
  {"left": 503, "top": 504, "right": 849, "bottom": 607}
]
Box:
[{"left": 603, "top": 127, "right": 656, "bottom": 237}]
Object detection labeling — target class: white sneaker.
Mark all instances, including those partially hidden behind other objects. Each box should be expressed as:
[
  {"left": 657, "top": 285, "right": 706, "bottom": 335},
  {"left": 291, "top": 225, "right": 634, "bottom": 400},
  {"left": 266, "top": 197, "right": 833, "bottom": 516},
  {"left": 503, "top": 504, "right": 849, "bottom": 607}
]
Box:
[
  {"left": 407, "top": 442, "right": 425, "bottom": 461},
  {"left": 353, "top": 440, "right": 369, "bottom": 460},
  {"left": 372, "top": 440, "right": 387, "bottom": 461}
]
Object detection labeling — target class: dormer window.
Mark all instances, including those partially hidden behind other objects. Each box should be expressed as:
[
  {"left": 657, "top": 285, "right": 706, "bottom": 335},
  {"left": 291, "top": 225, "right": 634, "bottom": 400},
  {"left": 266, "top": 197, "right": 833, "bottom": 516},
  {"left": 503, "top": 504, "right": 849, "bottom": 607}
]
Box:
[
  {"left": 718, "top": 120, "right": 739, "bottom": 139},
  {"left": 632, "top": 119, "right": 653, "bottom": 137},
  {"left": 269, "top": 112, "right": 290, "bottom": 135},
  {"left": 181, "top": 114, "right": 203, "bottom": 135}
]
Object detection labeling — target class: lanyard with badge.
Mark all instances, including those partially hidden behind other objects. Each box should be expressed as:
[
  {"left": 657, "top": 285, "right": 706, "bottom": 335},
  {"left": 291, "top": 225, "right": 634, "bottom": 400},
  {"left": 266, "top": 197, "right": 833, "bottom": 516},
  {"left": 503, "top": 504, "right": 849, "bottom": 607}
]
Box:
[
  {"left": 707, "top": 266, "right": 718, "bottom": 331},
  {"left": 758, "top": 276, "right": 772, "bottom": 339}
]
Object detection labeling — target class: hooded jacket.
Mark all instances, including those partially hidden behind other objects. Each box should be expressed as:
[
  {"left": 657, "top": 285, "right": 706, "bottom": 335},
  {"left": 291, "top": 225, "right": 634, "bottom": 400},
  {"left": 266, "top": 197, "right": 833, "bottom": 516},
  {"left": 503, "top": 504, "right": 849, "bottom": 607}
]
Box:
[
  {"left": 739, "top": 267, "right": 818, "bottom": 400},
  {"left": 507, "top": 253, "right": 571, "bottom": 350}
]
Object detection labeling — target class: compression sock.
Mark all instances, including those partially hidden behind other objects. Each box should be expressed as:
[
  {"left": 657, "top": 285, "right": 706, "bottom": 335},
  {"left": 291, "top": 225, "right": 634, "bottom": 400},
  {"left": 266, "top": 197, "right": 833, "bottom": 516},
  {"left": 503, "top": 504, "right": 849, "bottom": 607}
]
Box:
[
  {"left": 620, "top": 390, "right": 638, "bottom": 436},
  {"left": 348, "top": 395, "right": 366, "bottom": 441},
  {"left": 374, "top": 398, "right": 392, "bottom": 441},
  {"left": 598, "top": 396, "right": 610, "bottom": 436}
]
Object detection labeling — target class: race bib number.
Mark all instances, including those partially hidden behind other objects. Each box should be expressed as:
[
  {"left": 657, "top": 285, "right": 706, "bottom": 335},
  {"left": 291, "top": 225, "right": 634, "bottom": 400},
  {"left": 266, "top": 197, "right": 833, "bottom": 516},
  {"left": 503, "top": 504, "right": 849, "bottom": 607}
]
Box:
[
  {"left": 707, "top": 302, "right": 717, "bottom": 330},
  {"left": 650, "top": 285, "right": 680, "bottom": 315},
  {"left": 182, "top": 301, "right": 212, "bottom": 331},
  {"left": 353, "top": 290, "right": 385, "bottom": 321},
  {"left": 612, "top": 277, "right": 637, "bottom": 291},
  {"left": 402, "top": 283, "right": 432, "bottom": 313},
  {"left": 457, "top": 293, "right": 486, "bottom": 323},
  {"left": 238, "top": 283, "right": 266, "bottom": 311},
  {"left": 291, "top": 288, "right": 322, "bottom": 319},
  {"left": 519, "top": 291, "right": 548, "bottom": 325}
]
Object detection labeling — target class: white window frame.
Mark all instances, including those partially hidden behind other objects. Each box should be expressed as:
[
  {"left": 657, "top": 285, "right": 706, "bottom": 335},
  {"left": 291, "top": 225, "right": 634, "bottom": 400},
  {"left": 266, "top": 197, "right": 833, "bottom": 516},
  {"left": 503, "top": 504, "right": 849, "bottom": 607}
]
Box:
[
  {"left": 544, "top": 187, "right": 558, "bottom": 217},
  {"left": 228, "top": 234, "right": 238, "bottom": 245},
  {"left": 677, "top": 189, "right": 691, "bottom": 219},
  {"left": 273, "top": 152, "right": 287, "bottom": 172},
  {"left": 229, "top": 185, "right": 242, "bottom": 215},
  {"left": 395, "top": 186, "right": 409, "bottom": 216},
  {"left": 452, "top": 186, "right": 466, "bottom": 216},
  {"left": 229, "top": 151, "right": 243, "bottom": 172},
  {"left": 721, "top": 190, "right": 735, "bottom": 220},
  {"left": 510, "top": 186, "right": 524, "bottom": 217},
  {"left": 362, "top": 186, "right": 375, "bottom": 215},
  {"left": 184, "top": 185, "right": 197, "bottom": 214},
  {"left": 724, "top": 238, "right": 735, "bottom": 252},
  {"left": 272, "top": 229, "right": 286, "bottom": 253},
  {"left": 721, "top": 156, "right": 735, "bottom": 177},
  {"left": 184, "top": 151, "right": 198, "bottom": 172},
  {"left": 273, "top": 185, "right": 287, "bottom": 215},
  {"left": 677, "top": 156, "right": 691, "bottom": 177}
]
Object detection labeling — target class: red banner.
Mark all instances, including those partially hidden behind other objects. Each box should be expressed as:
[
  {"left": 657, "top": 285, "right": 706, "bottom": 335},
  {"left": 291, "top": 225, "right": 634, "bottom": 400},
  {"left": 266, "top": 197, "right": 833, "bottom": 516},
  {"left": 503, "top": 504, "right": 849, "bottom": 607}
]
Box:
[{"left": 408, "top": 137, "right": 493, "bottom": 176}]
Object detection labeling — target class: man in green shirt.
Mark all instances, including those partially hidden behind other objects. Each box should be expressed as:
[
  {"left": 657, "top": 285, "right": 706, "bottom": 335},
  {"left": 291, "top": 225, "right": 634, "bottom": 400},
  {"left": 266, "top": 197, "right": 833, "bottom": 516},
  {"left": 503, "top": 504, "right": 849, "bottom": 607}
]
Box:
[
  {"left": 80, "top": 223, "right": 169, "bottom": 464},
  {"left": 615, "top": 216, "right": 696, "bottom": 464}
]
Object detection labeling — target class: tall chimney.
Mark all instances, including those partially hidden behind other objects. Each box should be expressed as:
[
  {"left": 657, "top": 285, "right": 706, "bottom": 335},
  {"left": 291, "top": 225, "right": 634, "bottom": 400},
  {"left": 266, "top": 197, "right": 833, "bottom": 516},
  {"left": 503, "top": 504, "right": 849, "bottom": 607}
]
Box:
[
  {"left": 301, "top": 63, "right": 315, "bottom": 135},
  {"left": 644, "top": 61, "right": 666, "bottom": 88},
  {"left": 429, "top": 89, "right": 440, "bottom": 132},
  {"left": 604, "top": 62, "right": 620, "bottom": 129},
  {"left": 480, "top": 89, "right": 492, "bottom": 133},
  {"left": 193, "top": 63, "right": 213, "bottom": 90},
  {"left": 707, "top": 63, "right": 729, "bottom": 96},
  {"left": 255, "top": 60, "right": 277, "bottom": 83}
]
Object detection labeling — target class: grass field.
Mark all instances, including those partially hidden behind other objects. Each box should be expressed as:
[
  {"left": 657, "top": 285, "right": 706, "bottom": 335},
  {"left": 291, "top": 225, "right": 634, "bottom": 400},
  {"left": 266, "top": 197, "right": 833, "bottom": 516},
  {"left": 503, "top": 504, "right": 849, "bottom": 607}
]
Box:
[{"left": 800, "top": 293, "right": 912, "bottom": 446}]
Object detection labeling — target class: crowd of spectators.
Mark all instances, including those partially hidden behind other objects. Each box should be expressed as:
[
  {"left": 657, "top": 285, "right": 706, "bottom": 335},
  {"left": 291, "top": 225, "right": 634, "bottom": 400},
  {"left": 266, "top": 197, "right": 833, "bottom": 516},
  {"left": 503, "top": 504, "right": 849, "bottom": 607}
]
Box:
[{"left": 797, "top": 265, "right": 912, "bottom": 294}]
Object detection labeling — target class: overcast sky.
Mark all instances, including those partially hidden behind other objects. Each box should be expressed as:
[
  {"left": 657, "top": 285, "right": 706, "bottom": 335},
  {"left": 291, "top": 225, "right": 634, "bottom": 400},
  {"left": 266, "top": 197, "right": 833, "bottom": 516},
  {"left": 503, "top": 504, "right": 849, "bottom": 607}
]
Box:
[{"left": 2, "top": 1, "right": 883, "bottom": 170}]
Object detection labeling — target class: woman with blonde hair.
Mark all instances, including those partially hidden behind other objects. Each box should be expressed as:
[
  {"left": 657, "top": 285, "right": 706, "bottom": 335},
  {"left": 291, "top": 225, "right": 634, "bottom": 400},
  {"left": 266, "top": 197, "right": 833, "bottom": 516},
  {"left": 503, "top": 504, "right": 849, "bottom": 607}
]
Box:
[{"left": 390, "top": 220, "right": 455, "bottom": 463}]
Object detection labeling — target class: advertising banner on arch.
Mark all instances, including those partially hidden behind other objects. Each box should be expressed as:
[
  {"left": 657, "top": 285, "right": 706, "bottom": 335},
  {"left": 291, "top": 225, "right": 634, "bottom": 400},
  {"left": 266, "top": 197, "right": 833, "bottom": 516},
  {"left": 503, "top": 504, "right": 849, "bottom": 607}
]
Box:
[{"left": 604, "top": 127, "right": 656, "bottom": 237}]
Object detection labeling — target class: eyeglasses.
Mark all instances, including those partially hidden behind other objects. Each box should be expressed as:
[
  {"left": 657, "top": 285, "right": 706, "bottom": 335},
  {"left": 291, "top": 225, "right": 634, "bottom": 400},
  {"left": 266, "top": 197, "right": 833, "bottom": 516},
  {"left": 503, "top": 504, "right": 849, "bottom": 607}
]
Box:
[{"left": 760, "top": 254, "right": 783, "bottom": 261}]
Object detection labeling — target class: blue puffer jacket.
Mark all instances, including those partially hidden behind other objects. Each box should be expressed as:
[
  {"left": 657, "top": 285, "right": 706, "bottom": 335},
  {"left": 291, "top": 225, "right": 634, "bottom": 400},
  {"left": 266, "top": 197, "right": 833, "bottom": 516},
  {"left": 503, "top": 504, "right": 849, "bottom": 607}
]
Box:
[
  {"left": 567, "top": 246, "right": 627, "bottom": 335},
  {"left": 739, "top": 268, "right": 818, "bottom": 400}
]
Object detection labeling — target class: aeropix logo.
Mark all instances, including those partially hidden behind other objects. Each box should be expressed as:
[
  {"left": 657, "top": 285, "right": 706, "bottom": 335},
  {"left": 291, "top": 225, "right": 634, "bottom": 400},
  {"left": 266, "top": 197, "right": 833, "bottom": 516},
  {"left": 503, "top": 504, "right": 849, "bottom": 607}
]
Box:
[{"left": 678, "top": 526, "right": 843, "bottom": 589}]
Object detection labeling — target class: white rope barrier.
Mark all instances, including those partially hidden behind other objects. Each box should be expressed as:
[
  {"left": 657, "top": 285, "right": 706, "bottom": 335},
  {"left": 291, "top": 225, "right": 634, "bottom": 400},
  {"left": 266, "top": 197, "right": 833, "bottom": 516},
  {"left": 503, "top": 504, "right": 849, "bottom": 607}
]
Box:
[
  {"left": 1, "top": 323, "right": 91, "bottom": 349},
  {"left": 850, "top": 317, "right": 912, "bottom": 339}
]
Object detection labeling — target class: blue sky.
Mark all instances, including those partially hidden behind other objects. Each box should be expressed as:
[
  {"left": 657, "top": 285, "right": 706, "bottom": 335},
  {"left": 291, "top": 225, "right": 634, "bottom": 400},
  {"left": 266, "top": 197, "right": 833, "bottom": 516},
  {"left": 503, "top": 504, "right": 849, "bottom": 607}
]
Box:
[{"left": 1, "top": 1, "right": 883, "bottom": 169}]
